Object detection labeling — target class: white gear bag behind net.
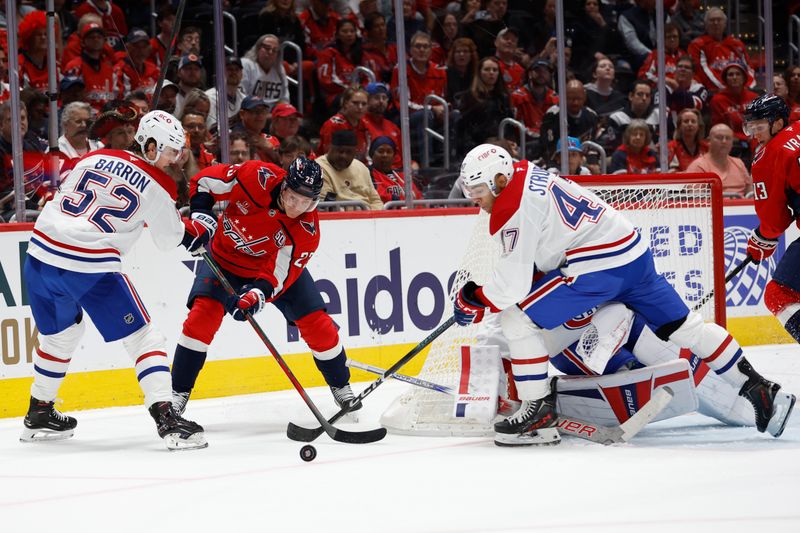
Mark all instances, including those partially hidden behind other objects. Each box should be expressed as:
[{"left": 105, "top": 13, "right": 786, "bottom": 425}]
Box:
[{"left": 380, "top": 174, "right": 725, "bottom": 436}]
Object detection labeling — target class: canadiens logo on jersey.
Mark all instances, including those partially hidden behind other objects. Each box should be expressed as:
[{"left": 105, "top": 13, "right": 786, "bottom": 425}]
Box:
[{"left": 300, "top": 220, "right": 316, "bottom": 235}]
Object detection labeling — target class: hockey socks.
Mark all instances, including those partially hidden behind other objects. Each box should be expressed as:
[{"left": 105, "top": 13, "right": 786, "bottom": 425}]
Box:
[
  {"left": 313, "top": 348, "right": 350, "bottom": 388},
  {"left": 172, "top": 343, "right": 208, "bottom": 394}
]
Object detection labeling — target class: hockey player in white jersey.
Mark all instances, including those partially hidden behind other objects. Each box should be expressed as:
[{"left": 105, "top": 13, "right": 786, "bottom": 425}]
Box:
[
  {"left": 22, "top": 110, "right": 214, "bottom": 450},
  {"left": 454, "top": 143, "right": 795, "bottom": 446}
]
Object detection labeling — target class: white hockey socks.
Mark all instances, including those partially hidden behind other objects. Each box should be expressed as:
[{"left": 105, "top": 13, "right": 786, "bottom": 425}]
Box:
[
  {"left": 30, "top": 320, "right": 85, "bottom": 402},
  {"left": 501, "top": 307, "right": 550, "bottom": 400},
  {"left": 122, "top": 324, "right": 172, "bottom": 407},
  {"left": 668, "top": 313, "right": 746, "bottom": 388}
]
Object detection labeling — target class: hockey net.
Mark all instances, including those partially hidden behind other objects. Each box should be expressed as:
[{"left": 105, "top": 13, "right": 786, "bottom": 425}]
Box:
[{"left": 380, "top": 173, "right": 725, "bottom": 436}]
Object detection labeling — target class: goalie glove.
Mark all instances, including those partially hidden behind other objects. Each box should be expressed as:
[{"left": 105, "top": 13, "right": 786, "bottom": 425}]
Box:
[
  {"left": 747, "top": 227, "right": 778, "bottom": 264},
  {"left": 181, "top": 212, "right": 217, "bottom": 255},
  {"left": 454, "top": 281, "right": 489, "bottom": 326},
  {"left": 225, "top": 280, "right": 273, "bottom": 321}
]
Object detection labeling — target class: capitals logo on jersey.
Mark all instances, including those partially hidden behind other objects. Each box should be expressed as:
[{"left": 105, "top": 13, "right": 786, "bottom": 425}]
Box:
[
  {"left": 300, "top": 220, "right": 316, "bottom": 235},
  {"left": 258, "top": 167, "right": 275, "bottom": 189},
  {"left": 222, "top": 215, "right": 270, "bottom": 256}
]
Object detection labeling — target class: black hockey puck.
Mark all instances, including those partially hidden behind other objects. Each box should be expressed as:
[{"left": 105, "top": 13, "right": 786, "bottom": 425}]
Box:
[{"left": 300, "top": 444, "right": 317, "bottom": 462}]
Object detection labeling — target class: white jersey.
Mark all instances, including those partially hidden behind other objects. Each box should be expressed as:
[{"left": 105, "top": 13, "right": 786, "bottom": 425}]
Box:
[
  {"left": 483, "top": 161, "right": 649, "bottom": 309},
  {"left": 240, "top": 58, "right": 289, "bottom": 111},
  {"left": 28, "top": 149, "right": 184, "bottom": 274}
]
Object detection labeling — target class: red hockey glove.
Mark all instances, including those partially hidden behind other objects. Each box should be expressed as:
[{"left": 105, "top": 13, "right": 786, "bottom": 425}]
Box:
[
  {"left": 225, "top": 281, "right": 272, "bottom": 321},
  {"left": 747, "top": 227, "right": 778, "bottom": 264},
  {"left": 181, "top": 212, "right": 217, "bottom": 255},
  {"left": 454, "top": 281, "right": 488, "bottom": 326}
]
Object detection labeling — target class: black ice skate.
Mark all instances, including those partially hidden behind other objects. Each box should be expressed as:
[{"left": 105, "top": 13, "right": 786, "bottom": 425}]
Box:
[
  {"left": 331, "top": 384, "right": 362, "bottom": 422},
  {"left": 171, "top": 390, "right": 191, "bottom": 416},
  {"left": 494, "top": 380, "right": 560, "bottom": 447},
  {"left": 148, "top": 401, "right": 208, "bottom": 450},
  {"left": 737, "top": 358, "right": 796, "bottom": 438},
  {"left": 20, "top": 397, "right": 77, "bottom": 442}
]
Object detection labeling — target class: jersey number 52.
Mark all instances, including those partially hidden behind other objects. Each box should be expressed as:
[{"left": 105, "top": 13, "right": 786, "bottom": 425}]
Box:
[{"left": 60, "top": 170, "right": 140, "bottom": 232}]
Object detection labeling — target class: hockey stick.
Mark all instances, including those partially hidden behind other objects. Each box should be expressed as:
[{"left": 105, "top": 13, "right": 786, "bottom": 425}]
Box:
[
  {"left": 348, "top": 359, "right": 674, "bottom": 445},
  {"left": 691, "top": 256, "right": 753, "bottom": 312},
  {"left": 151, "top": 0, "right": 187, "bottom": 108},
  {"left": 200, "top": 252, "right": 386, "bottom": 444},
  {"left": 287, "top": 316, "right": 457, "bottom": 442}
]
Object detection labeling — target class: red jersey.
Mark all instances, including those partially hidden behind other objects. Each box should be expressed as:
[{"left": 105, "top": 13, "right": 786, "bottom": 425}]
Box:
[
  {"left": 195, "top": 145, "right": 217, "bottom": 170},
  {"left": 114, "top": 58, "right": 160, "bottom": 97},
  {"left": 191, "top": 161, "right": 320, "bottom": 294},
  {"left": 149, "top": 36, "right": 168, "bottom": 68},
  {"left": 511, "top": 85, "right": 559, "bottom": 135},
  {"left": 688, "top": 34, "right": 755, "bottom": 92},
  {"left": 750, "top": 123, "right": 800, "bottom": 239},
  {"left": 362, "top": 43, "right": 397, "bottom": 82},
  {"left": 709, "top": 88, "right": 759, "bottom": 141},
  {"left": 317, "top": 113, "right": 371, "bottom": 162},
  {"left": 19, "top": 52, "right": 56, "bottom": 92},
  {"left": 74, "top": 1, "right": 128, "bottom": 50},
  {"left": 498, "top": 60, "right": 525, "bottom": 92},
  {"left": 316, "top": 46, "right": 360, "bottom": 107},
  {"left": 298, "top": 7, "right": 340, "bottom": 61},
  {"left": 391, "top": 60, "right": 448, "bottom": 110},
  {"left": 362, "top": 113, "right": 403, "bottom": 167},
  {"left": 667, "top": 138, "right": 708, "bottom": 171},
  {"left": 64, "top": 55, "right": 118, "bottom": 111},
  {"left": 369, "top": 167, "right": 421, "bottom": 203},
  {"left": 638, "top": 48, "right": 683, "bottom": 85}
]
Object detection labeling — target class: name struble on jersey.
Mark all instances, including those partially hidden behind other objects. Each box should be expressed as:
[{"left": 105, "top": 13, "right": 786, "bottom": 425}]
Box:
[
  {"left": 527, "top": 166, "right": 549, "bottom": 196},
  {"left": 222, "top": 215, "right": 270, "bottom": 256}
]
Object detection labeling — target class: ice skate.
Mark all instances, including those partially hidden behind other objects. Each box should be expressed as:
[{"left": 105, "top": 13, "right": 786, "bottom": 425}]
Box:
[
  {"left": 172, "top": 390, "right": 191, "bottom": 416},
  {"left": 331, "top": 384, "right": 362, "bottom": 422},
  {"left": 737, "top": 358, "right": 796, "bottom": 438},
  {"left": 149, "top": 401, "right": 208, "bottom": 450},
  {"left": 20, "top": 397, "right": 77, "bottom": 442},
  {"left": 494, "top": 381, "right": 560, "bottom": 447}
]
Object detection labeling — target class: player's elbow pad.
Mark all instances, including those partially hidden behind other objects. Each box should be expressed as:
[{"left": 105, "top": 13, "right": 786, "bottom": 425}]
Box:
[{"left": 190, "top": 192, "right": 215, "bottom": 216}]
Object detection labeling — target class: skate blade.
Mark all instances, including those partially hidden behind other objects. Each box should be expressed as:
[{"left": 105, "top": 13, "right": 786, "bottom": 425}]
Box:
[
  {"left": 494, "top": 427, "right": 561, "bottom": 447},
  {"left": 767, "top": 392, "right": 796, "bottom": 438},
  {"left": 164, "top": 432, "right": 208, "bottom": 451},
  {"left": 20, "top": 427, "right": 75, "bottom": 443}
]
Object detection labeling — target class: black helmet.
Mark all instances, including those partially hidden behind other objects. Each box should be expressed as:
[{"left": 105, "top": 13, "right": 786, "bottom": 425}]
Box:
[
  {"left": 285, "top": 156, "right": 323, "bottom": 200},
  {"left": 744, "top": 93, "right": 790, "bottom": 127}
]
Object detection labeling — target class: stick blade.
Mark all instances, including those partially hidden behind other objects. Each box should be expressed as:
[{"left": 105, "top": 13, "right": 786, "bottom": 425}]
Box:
[
  {"left": 286, "top": 422, "right": 325, "bottom": 442},
  {"left": 286, "top": 422, "right": 388, "bottom": 444}
]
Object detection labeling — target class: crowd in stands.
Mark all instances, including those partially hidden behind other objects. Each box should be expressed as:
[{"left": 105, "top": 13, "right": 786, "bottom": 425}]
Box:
[{"left": 0, "top": 0, "right": 790, "bottom": 220}]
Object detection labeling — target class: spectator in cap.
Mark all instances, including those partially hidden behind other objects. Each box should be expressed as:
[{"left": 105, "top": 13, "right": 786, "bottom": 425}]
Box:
[
  {"left": 74, "top": 0, "right": 128, "bottom": 50},
  {"left": 363, "top": 82, "right": 403, "bottom": 167},
  {"left": 457, "top": 56, "right": 512, "bottom": 156},
  {"left": 149, "top": 5, "right": 175, "bottom": 68},
  {"left": 270, "top": 103, "right": 303, "bottom": 141},
  {"left": 63, "top": 22, "right": 119, "bottom": 112},
  {"left": 234, "top": 95, "right": 281, "bottom": 163},
  {"left": 114, "top": 28, "right": 160, "bottom": 98},
  {"left": 318, "top": 86, "right": 371, "bottom": 163},
  {"left": 62, "top": 13, "right": 115, "bottom": 66},
  {"left": 317, "top": 129, "right": 383, "bottom": 210},
  {"left": 368, "top": 136, "right": 421, "bottom": 203},
  {"left": 547, "top": 136, "right": 591, "bottom": 176},
  {"left": 205, "top": 55, "right": 246, "bottom": 131},
  {"left": 59, "top": 102, "right": 101, "bottom": 160},
  {"left": 59, "top": 76, "right": 87, "bottom": 109},
  {"left": 155, "top": 80, "right": 179, "bottom": 114},
  {"left": 494, "top": 28, "right": 525, "bottom": 92},
  {"left": 362, "top": 12, "right": 398, "bottom": 83},
  {"left": 446, "top": 38, "right": 479, "bottom": 104},
  {"left": 19, "top": 10, "right": 58, "bottom": 93},
  {"left": 316, "top": 19, "right": 368, "bottom": 108},
  {"left": 710, "top": 62, "right": 759, "bottom": 146},
  {"left": 241, "top": 34, "right": 289, "bottom": 112},
  {"left": 174, "top": 53, "right": 205, "bottom": 116},
  {"left": 88, "top": 102, "right": 138, "bottom": 151},
  {"left": 510, "top": 59, "right": 558, "bottom": 139}
]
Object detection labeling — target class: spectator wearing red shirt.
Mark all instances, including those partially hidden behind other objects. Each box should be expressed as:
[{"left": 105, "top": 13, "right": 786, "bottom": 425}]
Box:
[
  {"left": 63, "top": 23, "right": 119, "bottom": 112},
  {"left": 74, "top": 0, "right": 128, "bottom": 51},
  {"left": 368, "top": 136, "right": 421, "bottom": 203},
  {"left": 511, "top": 59, "right": 559, "bottom": 137},
  {"left": 494, "top": 28, "right": 525, "bottom": 92},
  {"left": 299, "top": 0, "right": 341, "bottom": 62},
  {"left": 667, "top": 108, "right": 708, "bottom": 171},
  {"left": 709, "top": 62, "right": 758, "bottom": 143},
  {"left": 639, "top": 23, "right": 685, "bottom": 87},
  {"left": 316, "top": 19, "right": 367, "bottom": 108},
  {"left": 362, "top": 82, "right": 403, "bottom": 167},
  {"left": 688, "top": 7, "right": 755, "bottom": 92},
  {"left": 149, "top": 5, "right": 175, "bottom": 68},
  {"left": 318, "top": 86, "right": 371, "bottom": 162},
  {"left": 62, "top": 13, "right": 116, "bottom": 66},
  {"left": 362, "top": 12, "right": 397, "bottom": 83},
  {"left": 609, "top": 119, "right": 659, "bottom": 174},
  {"left": 19, "top": 10, "right": 58, "bottom": 93},
  {"left": 114, "top": 29, "right": 160, "bottom": 98}
]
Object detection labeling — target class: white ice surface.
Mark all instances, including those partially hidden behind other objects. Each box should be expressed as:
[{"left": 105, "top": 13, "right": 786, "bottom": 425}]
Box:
[{"left": 2, "top": 345, "right": 800, "bottom": 533}]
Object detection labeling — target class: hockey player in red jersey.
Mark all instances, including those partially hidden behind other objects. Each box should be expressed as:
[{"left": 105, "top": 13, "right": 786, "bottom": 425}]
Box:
[
  {"left": 170, "top": 157, "right": 362, "bottom": 421},
  {"left": 744, "top": 94, "right": 800, "bottom": 344}
]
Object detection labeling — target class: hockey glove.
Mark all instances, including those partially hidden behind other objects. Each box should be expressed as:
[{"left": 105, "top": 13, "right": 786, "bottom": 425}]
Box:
[
  {"left": 225, "top": 281, "right": 272, "bottom": 321},
  {"left": 181, "top": 212, "right": 218, "bottom": 256},
  {"left": 747, "top": 227, "right": 779, "bottom": 264},
  {"left": 454, "top": 281, "right": 488, "bottom": 326}
]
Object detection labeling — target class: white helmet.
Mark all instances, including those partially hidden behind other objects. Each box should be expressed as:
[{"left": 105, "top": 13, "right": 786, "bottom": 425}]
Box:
[
  {"left": 135, "top": 110, "right": 186, "bottom": 164},
  {"left": 459, "top": 143, "right": 513, "bottom": 198}
]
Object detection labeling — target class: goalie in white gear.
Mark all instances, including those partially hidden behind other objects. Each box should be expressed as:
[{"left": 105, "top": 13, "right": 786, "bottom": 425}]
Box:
[
  {"left": 22, "top": 110, "right": 213, "bottom": 450},
  {"left": 453, "top": 143, "right": 795, "bottom": 447}
]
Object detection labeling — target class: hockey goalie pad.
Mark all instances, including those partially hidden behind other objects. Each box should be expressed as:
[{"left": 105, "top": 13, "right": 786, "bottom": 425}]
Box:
[
  {"left": 556, "top": 359, "right": 697, "bottom": 426},
  {"left": 451, "top": 345, "right": 501, "bottom": 425}
]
